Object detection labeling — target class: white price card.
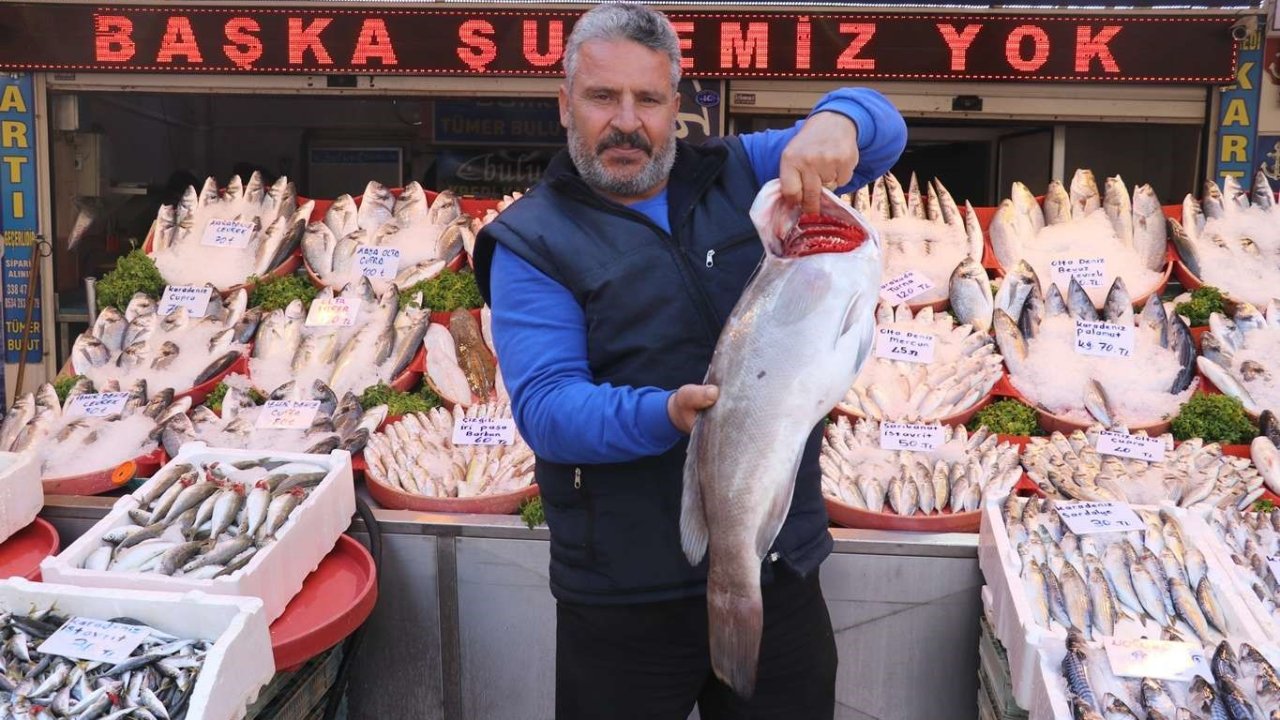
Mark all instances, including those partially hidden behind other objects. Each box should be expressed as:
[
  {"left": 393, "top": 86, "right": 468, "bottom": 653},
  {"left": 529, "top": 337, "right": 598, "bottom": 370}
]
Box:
[
  {"left": 874, "top": 328, "right": 935, "bottom": 364},
  {"left": 1096, "top": 430, "right": 1166, "bottom": 463},
  {"left": 453, "top": 418, "right": 516, "bottom": 446},
  {"left": 1056, "top": 501, "right": 1144, "bottom": 535},
  {"left": 879, "top": 422, "right": 944, "bottom": 451},
  {"left": 1103, "top": 638, "right": 1213, "bottom": 683},
  {"left": 200, "top": 219, "right": 255, "bottom": 248},
  {"left": 38, "top": 617, "right": 152, "bottom": 664},
  {"left": 64, "top": 392, "right": 131, "bottom": 418},
  {"left": 356, "top": 246, "right": 401, "bottom": 280},
  {"left": 879, "top": 270, "right": 935, "bottom": 306},
  {"left": 158, "top": 284, "right": 213, "bottom": 318},
  {"left": 305, "top": 297, "right": 361, "bottom": 327},
  {"left": 1074, "top": 321, "right": 1134, "bottom": 359},
  {"left": 255, "top": 400, "right": 321, "bottom": 430},
  {"left": 1050, "top": 256, "right": 1107, "bottom": 289}
]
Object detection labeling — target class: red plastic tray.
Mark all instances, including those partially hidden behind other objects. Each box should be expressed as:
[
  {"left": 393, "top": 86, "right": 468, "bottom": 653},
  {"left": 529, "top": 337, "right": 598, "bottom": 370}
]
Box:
[
  {"left": 270, "top": 534, "right": 378, "bottom": 672},
  {"left": 43, "top": 446, "right": 167, "bottom": 497},
  {"left": 826, "top": 498, "right": 981, "bottom": 532},
  {"left": 0, "top": 518, "right": 59, "bottom": 581},
  {"left": 365, "top": 471, "right": 538, "bottom": 515}
]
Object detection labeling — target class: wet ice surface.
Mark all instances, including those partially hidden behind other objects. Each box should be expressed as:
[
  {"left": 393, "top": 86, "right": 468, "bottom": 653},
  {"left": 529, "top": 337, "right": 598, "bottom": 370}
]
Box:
[{"left": 1016, "top": 211, "right": 1163, "bottom": 307}]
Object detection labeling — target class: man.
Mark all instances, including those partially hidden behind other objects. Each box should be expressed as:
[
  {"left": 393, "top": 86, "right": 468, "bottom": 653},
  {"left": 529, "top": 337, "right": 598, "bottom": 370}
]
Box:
[{"left": 473, "top": 4, "right": 906, "bottom": 718}]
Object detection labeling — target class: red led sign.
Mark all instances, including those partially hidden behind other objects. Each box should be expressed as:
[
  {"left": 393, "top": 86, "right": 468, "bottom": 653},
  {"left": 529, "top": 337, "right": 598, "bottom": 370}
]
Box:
[{"left": 0, "top": 5, "right": 1240, "bottom": 83}]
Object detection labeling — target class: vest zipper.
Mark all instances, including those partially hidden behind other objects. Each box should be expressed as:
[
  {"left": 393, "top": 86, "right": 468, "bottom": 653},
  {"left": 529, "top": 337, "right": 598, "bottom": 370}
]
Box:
[
  {"left": 573, "top": 467, "right": 581, "bottom": 489},
  {"left": 705, "top": 249, "right": 715, "bottom": 268},
  {"left": 574, "top": 467, "right": 596, "bottom": 562}
]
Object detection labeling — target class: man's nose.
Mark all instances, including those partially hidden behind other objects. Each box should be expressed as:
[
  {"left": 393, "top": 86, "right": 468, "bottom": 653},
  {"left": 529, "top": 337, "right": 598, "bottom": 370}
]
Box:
[{"left": 611, "top": 97, "right": 642, "bottom": 134}]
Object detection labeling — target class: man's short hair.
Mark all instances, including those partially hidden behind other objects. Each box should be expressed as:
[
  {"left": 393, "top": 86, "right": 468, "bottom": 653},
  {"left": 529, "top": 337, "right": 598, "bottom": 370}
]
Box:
[{"left": 563, "top": 3, "right": 682, "bottom": 91}]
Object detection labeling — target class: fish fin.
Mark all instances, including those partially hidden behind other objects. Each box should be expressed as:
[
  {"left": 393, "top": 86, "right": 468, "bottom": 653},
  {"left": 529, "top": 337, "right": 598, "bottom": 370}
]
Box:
[
  {"left": 679, "top": 424, "right": 709, "bottom": 566},
  {"left": 708, "top": 559, "right": 763, "bottom": 699},
  {"left": 773, "top": 264, "right": 832, "bottom": 325}
]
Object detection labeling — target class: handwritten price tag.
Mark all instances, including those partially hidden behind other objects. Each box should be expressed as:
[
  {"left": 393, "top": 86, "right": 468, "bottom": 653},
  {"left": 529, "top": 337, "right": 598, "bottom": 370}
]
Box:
[
  {"left": 305, "top": 298, "right": 361, "bottom": 327},
  {"left": 356, "top": 246, "right": 401, "bottom": 280},
  {"left": 38, "top": 617, "right": 152, "bottom": 664},
  {"left": 1074, "top": 321, "right": 1134, "bottom": 359},
  {"left": 1103, "top": 638, "right": 1212, "bottom": 682},
  {"left": 64, "top": 392, "right": 131, "bottom": 418},
  {"left": 1056, "top": 501, "right": 1144, "bottom": 535},
  {"left": 879, "top": 422, "right": 944, "bottom": 451},
  {"left": 255, "top": 400, "right": 321, "bottom": 430},
  {"left": 200, "top": 219, "right": 255, "bottom": 248},
  {"left": 1050, "top": 256, "right": 1107, "bottom": 289},
  {"left": 158, "top": 284, "right": 213, "bottom": 318},
  {"left": 874, "top": 328, "right": 935, "bottom": 364},
  {"left": 1097, "top": 430, "right": 1166, "bottom": 463},
  {"left": 879, "top": 270, "right": 934, "bottom": 306},
  {"left": 452, "top": 418, "right": 516, "bottom": 446}
]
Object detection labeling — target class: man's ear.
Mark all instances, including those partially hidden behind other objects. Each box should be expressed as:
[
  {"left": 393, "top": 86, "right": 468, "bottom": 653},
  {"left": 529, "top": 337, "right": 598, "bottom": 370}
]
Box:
[{"left": 559, "top": 84, "right": 570, "bottom": 128}]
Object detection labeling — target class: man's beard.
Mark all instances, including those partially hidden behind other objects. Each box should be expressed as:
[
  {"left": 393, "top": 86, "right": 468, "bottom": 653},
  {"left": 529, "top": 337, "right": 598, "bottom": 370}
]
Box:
[{"left": 566, "top": 116, "right": 677, "bottom": 198}]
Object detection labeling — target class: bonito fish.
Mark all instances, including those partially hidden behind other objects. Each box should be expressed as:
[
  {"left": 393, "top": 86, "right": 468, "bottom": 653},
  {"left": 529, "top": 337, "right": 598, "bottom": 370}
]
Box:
[{"left": 681, "top": 181, "right": 881, "bottom": 696}]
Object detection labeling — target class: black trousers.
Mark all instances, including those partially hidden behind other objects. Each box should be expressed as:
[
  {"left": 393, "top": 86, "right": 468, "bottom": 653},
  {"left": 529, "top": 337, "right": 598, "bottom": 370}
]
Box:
[{"left": 554, "top": 564, "right": 837, "bottom": 720}]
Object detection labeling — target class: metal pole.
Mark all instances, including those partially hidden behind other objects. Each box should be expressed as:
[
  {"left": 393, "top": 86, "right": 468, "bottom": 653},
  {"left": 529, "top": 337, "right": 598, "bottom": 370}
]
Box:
[
  {"left": 15, "top": 238, "right": 51, "bottom": 393},
  {"left": 85, "top": 276, "right": 98, "bottom": 326}
]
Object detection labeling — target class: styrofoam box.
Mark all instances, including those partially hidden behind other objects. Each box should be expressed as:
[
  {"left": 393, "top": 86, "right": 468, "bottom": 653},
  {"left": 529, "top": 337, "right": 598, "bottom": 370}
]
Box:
[
  {"left": 1180, "top": 510, "right": 1280, "bottom": 645},
  {"left": 0, "top": 577, "right": 273, "bottom": 720},
  {"left": 41, "top": 442, "right": 355, "bottom": 623},
  {"left": 0, "top": 450, "right": 41, "bottom": 546},
  {"left": 1028, "top": 631, "right": 1280, "bottom": 720},
  {"left": 978, "top": 498, "right": 1271, "bottom": 710}
]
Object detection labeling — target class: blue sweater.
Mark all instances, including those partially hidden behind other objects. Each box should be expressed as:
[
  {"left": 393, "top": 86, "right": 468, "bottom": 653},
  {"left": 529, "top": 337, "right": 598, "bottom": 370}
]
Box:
[{"left": 490, "top": 88, "right": 906, "bottom": 465}]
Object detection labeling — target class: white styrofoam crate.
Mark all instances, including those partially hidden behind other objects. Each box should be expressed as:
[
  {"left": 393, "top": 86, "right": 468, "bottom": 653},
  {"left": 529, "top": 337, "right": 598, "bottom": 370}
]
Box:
[
  {"left": 0, "top": 450, "right": 41, "bottom": 545},
  {"left": 0, "top": 577, "right": 273, "bottom": 720},
  {"left": 1029, "top": 632, "right": 1280, "bottom": 720},
  {"left": 1180, "top": 509, "right": 1280, "bottom": 644},
  {"left": 979, "top": 498, "right": 1270, "bottom": 710},
  {"left": 41, "top": 442, "right": 355, "bottom": 623}
]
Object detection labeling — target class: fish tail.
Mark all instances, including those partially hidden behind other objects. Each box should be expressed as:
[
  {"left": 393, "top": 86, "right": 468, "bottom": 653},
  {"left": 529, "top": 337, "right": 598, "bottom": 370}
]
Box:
[{"left": 708, "top": 562, "right": 763, "bottom": 699}]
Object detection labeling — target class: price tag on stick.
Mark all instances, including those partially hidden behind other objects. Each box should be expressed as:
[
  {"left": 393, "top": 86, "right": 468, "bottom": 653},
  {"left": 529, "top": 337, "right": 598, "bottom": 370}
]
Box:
[
  {"left": 1050, "top": 257, "right": 1107, "bottom": 289},
  {"left": 1096, "top": 430, "right": 1165, "bottom": 463},
  {"left": 1055, "top": 501, "right": 1144, "bottom": 535},
  {"left": 874, "top": 328, "right": 935, "bottom": 364},
  {"left": 1103, "top": 638, "right": 1213, "bottom": 682},
  {"left": 158, "top": 285, "right": 213, "bottom": 318},
  {"left": 453, "top": 418, "right": 515, "bottom": 446},
  {"left": 255, "top": 400, "right": 321, "bottom": 430},
  {"left": 356, "top": 246, "right": 401, "bottom": 281},
  {"left": 64, "top": 392, "right": 131, "bottom": 418},
  {"left": 1074, "top": 321, "right": 1134, "bottom": 359},
  {"left": 38, "top": 617, "right": 152, "bottom": 664},
  {"left": 200, "top": 219, "right": 255, "bottom": 248},
  {"left": 879, "top": 422, "right": 944, "bottom": 451},
  {"left": 879, "top": 270, "right": 934, "bottom": 306},
  {"left": 305, "top": 298, "right": 361, "bottom": 327}
]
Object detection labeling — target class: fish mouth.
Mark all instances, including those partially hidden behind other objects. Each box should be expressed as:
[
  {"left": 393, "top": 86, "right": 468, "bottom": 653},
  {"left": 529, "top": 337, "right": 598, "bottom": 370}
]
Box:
[{"left": 780, "top": 213, "right": 867, "bottom": 258}]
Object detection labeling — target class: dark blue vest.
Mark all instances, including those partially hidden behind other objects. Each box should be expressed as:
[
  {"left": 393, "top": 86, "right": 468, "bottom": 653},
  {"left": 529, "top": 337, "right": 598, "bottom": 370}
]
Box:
[{"left": 474, "top": 137, "right": 832, "bottom": 605}]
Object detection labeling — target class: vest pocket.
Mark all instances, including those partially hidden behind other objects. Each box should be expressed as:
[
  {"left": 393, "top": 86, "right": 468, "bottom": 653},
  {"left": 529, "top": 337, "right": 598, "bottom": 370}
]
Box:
[
  {"left": 538, "top": 464, "right": 596, "bottom": 569},
  {"left": 698, "top": 232, "right": 758, "bottom": 269}
]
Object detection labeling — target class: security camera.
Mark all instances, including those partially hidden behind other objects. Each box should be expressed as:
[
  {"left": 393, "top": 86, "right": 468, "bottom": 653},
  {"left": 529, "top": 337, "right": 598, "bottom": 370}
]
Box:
[{"left": 1231, "top": 16, "right": 1258, "bottom": 42}]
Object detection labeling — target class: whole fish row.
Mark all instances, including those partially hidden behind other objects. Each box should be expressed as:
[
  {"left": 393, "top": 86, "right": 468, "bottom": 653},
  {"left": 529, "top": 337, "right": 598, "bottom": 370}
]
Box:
[
  {"left": 845, "top": 172, "right": 984, "bottom": 305},
  {"left": 424, "top": 308, "right": 507, "bottom": 408},
  {"left": 989, "top": 169, "right": 1168, "bottom": 309},
  {"left": 995, "top": 262, "right": 1196, "bottom": 427},
  {"left": 1171, "top": 171, "right": 1280, "bottom": 306},
  {"left": 1197, "top": 300, "right": 1280, "bottom": 418},
  {"left": 78, "top": 456, "right": 329, "bottom": 579},
  {"left": 1205, "top": 506, "right": 1280, "bottom": 625},
  {"left": 303, "top": 181, "right": 470, "bottom": 294},
  {"left": 151, "top": 171, "right": 314, "bottom": 291},
  {"left": 469, "top": 192, "right": 523, "bottom": 253},
  {"left": 1005, "top": 497, "right": 1233, "bottom": 644},
  {"left": 819, "top": 417, "right": 1020, "bottom": 516},
  {"left": 0, "top": 608, "right": 210, "bottom": 720},
  {"left": 249, "top": 276, "right": 428, "bottom": 398},
  {"left": 72, "top": 291, "right": 257, "bottom": 395},
  {"left": 160, "top": 379, "right": 386, "bottom": 458},
  {"left": 835, "top": 303, "right": 1003, "bottom": 422},
  {"left": 363, "top": 403, "right": 534, "bottom": 498},
  {"left": 1022, "top": 428, "right": 1265, "bottom": 510}
]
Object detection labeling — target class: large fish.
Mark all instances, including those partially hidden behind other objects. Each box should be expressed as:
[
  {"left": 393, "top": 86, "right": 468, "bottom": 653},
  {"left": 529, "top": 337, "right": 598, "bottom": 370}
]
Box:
[{"left": 681, "top": 181, "right": 881, "bottom": 696}]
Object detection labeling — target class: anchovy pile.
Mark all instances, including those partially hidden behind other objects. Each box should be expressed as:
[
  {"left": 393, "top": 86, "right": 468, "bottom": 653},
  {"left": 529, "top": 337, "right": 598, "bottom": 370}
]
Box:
[
  {"left": 363, "top": 404, "right": 534, "bottom": 498},
  {"left": 0, "top": 609, "right": 210, "bottom": 719},
  {"left": 424, "top": 308, "right": 506, "bottom": 409},
  {"left": 835, "top": 303, "right": 1002, "bottom": 422},
  {"left": 72, "top": 291, "right": 258, "bottom": 394},
  {"left": 79, "top": 457, "right": 327, "bottom": 578},
  {"left": 161, "top": 380, "right": 386, "bottom": 457},
  {"left": 1206, "top": 506, "right": 1280, "bottom": 624},
  {"left": 1197, "top": 300, "right": 1280, "bottom": 418},
  {"left": 988, "top": 169, "right": 1167, "bottom": 306},
  {"left": 248, "top": 277, "right": 429, "bottom": 397},
  {"left": 1057, "top": 630, "right": 1280, "bottom": 720},
  {"left": 1171, "top": 171, "right": 1280, "bottom": 306},
  {"left": 995, "top": 262, "right": 1196, "bottom": 427},
  {"left": 1005, "top": 497, "right": 1233, "bottom": 644},
  {"left": 0, "top": 379, "right": 188, "bottom": 480},
  {"left": 150, "top": 171, "right": 314, "bottom": 290},
  {"left": 819, "top": 417, "right": 1020, "bottom": 516},
  {"left": 304, "top": 181, "right": 470, "bottom": 294},
  {"left": 1023, "top": 428, "right": 1265, "bottom": 510},
  {"left": 844, "top": 172, "right": 984, "bottom": 306}
]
